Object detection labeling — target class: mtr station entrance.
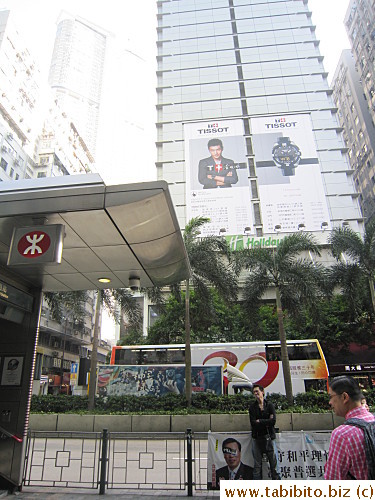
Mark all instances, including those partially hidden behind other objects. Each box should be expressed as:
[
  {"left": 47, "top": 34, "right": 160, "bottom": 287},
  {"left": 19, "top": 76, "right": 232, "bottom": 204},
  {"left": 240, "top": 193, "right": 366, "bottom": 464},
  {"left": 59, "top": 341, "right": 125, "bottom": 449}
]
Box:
[{"left": 0, "top": 174, "right": 190, "bottom": 489}]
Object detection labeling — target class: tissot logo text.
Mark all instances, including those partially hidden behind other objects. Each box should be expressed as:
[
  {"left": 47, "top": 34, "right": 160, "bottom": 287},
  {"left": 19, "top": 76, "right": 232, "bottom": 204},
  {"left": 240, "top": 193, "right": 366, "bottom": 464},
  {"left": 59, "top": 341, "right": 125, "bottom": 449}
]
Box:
[
  {"left": 197, "top": 122, "right": 229, "bottom": 134},
  {"left": 265, "top": 118, "right": 297, "bottom": 129}
]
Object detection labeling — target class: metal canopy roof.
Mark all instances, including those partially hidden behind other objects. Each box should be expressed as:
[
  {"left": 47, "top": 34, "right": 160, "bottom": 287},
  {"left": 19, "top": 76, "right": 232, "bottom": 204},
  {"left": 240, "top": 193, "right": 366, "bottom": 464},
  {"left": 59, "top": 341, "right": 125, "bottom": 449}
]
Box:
[{"left": 0, "top": 174, "right": 191, "bottom": 291}]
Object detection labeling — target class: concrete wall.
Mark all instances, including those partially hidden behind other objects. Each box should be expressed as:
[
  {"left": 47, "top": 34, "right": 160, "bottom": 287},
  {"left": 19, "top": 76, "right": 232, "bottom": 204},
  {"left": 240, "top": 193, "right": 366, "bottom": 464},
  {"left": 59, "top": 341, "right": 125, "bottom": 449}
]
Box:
[{"left": 29, "top": 412, "right": 343, "bottom": 433}]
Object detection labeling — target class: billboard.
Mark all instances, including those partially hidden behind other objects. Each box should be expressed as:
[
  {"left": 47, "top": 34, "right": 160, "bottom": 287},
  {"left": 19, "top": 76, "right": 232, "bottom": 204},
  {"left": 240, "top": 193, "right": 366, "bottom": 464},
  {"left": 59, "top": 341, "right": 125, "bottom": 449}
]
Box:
[
  {"left": 251, "top": 114, "right": 331, "bottom": 234},
  {"left": 97, "top": 364, "right": 223, "bottom": 396},
  {"left": 185, "top": 119, "right": 253, "bottom": 236}
]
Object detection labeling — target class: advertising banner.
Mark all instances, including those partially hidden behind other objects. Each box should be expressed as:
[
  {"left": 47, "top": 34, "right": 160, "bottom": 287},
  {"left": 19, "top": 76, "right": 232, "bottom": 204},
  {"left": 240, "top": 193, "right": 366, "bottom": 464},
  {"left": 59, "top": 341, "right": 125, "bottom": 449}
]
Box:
[
  {"left": 207, "top": 432, "right": 253, "bottom": 490},
  {"left": 207, "top": 431, "right": 330, "bottom": 488},
  {"left": 184, "top": 119, "right": 252, "bottom": 236},
  {"left": 97, "top": 364, "right": 223, "bottom": 396},
  {"left": 251, "top": 114, "right": 331, "bottom": 234}
]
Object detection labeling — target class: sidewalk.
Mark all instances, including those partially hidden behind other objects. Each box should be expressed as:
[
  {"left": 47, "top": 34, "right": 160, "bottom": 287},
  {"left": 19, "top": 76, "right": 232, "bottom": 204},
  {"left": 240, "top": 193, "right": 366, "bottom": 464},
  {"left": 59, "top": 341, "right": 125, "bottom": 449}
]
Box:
[{"left": 3, "top": 488, "right": 220, "bottom": 499}]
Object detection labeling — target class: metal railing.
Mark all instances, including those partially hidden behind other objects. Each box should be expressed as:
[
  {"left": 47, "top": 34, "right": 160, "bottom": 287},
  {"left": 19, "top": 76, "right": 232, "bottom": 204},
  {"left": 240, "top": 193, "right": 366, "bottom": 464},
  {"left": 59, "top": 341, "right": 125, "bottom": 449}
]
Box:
[
  {"left": 23, "top": 430, "right": 102, "bottom": 489},
  {"left": 23, "top": 428, "right": 198, "bottom": 495}
]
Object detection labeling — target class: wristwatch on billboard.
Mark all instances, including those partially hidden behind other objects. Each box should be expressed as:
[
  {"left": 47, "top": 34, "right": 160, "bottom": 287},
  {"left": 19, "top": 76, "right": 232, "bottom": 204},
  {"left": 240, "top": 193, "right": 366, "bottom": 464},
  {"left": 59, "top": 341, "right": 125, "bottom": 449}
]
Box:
[{"left": 272, "top": 137, "right": 302, "bottom": 176}]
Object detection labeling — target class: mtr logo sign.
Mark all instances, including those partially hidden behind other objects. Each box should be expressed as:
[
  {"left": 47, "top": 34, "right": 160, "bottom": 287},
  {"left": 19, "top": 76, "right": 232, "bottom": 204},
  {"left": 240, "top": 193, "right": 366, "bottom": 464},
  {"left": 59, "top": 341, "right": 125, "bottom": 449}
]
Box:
[
  {"left": 7, "top": 224, "right": 64, "bottom": 266},
  {"left": 17, "top": 231, "right": 51, "bottom": 258}
]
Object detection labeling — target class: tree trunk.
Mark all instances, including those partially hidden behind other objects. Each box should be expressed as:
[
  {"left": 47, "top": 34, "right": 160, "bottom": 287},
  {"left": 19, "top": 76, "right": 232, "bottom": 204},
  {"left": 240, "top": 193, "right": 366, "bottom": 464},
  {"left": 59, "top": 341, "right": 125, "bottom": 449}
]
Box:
[
  {"left": 88, "top": 291, "right": 101, "bottom": 410},
  {"left": 275, "top": 286, "right": 293, "bottom": 405},
  {"left": 185, "top": 279, "right": 192, "bottom": 407},
  {"left": 369, "top": 276, "right": 375, "bottom": 317}
]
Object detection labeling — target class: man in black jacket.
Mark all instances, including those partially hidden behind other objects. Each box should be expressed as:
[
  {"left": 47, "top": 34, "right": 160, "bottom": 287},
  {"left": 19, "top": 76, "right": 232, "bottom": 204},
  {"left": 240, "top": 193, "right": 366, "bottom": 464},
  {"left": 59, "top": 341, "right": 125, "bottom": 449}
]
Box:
[
  {"left": 249, "top": 384, "right": 281, "bottom": 479},
  {"left": 198, "top": 138, "right": 238, "bottom": 189}
]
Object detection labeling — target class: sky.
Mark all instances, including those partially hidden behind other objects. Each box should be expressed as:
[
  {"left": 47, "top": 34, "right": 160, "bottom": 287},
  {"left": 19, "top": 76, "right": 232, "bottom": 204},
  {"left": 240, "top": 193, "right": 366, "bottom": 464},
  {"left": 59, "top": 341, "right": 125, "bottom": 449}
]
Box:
[{"left": 0, "top": 0, "right": 352, "bottom": 340}]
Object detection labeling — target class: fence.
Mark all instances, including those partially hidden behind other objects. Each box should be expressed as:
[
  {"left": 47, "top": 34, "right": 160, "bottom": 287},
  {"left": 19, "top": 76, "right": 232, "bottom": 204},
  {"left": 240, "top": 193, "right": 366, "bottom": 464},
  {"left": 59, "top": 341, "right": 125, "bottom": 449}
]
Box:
[
  {"left": 23, "top": 428, "right": 208, "bottom": 495},
  {"left": 23, "top": 429, "right": 332, "bottom": 494}
]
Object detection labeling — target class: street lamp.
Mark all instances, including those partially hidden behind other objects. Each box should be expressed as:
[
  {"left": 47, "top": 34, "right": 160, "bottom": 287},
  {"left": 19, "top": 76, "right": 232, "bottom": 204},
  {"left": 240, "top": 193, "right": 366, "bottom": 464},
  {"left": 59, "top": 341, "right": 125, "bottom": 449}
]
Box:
[
  {"left": 274, "top": 224, "right": 281, "bottom": 232},
  {"left": 244, "top": 226, "right": 251, "bottom": 235},
  {"left": 297, "top": 223, "right": 305, "bottom": 231},
  {"left": 219, "top": 228, "right": 226, "bottom": 236},
  {"left": 321, "top": 222, "right": 328, "bottom": 231}
]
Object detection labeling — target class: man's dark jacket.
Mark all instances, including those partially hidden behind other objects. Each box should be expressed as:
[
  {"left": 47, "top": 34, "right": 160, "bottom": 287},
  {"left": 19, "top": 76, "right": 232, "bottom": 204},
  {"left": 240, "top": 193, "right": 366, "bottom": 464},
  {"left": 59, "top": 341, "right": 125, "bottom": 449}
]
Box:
[
  {"left": 198, "top": 156, "right": 238, "bottom": 189},
  {"left": 249, "top": 399, "right": 277, "bottom": 439}
]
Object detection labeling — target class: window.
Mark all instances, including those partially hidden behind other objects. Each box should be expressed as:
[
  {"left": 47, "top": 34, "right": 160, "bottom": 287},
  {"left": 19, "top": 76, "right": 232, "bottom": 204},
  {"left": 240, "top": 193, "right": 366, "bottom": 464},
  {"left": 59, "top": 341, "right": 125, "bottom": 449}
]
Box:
[
  {"left": 115, "top": 347, "right": 185, "bottom": 365},
  {"left": 0, "top": 158, "right": 7, "bottom": 171},
  {"left": 265, "top": 343, "right": 321, "bottom": 361},
  {"left": 37, "top": 172, "right": 47, "bottom": 178}
]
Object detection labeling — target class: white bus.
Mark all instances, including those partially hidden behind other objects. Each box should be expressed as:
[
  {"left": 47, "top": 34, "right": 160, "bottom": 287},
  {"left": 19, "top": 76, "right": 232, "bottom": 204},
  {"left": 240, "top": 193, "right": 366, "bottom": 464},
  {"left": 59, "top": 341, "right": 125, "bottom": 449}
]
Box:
[{"left": 111, "top": 339, "right": 329, "bottom": 395}]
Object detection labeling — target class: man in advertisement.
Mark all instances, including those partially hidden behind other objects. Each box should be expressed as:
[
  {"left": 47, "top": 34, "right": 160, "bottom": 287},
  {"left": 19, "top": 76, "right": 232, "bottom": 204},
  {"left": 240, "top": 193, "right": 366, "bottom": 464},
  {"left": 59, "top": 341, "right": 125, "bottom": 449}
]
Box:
[
  {"left": 198, "top": 138, "right": 239, "bottom": 189},
  {"left": 208, "top": 436, "right": 253, "bottom": 489}
]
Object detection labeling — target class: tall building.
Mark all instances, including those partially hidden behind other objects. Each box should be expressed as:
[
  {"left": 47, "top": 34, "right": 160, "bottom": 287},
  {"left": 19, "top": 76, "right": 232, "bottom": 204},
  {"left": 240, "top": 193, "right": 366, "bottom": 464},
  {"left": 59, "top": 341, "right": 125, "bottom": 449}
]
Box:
[
  {"left": 332, "top": 49, "right": 375, "bottom": 221},
  {"left": 156, "top": 0, "right": 362, "bottom": 243},
  {"left": 49, "top": 11, "right": 109, "bottom": 157},
  {"left": 345, "top": 0, "right": 375, "bottom": 128}
]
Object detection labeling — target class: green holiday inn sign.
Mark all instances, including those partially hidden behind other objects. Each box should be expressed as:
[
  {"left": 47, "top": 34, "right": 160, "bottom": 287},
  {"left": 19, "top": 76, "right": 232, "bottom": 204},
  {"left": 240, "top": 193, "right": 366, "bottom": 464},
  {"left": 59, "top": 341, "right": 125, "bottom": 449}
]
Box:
[{"left": 227, "top": 235, "right": 284, "bottom": 251}]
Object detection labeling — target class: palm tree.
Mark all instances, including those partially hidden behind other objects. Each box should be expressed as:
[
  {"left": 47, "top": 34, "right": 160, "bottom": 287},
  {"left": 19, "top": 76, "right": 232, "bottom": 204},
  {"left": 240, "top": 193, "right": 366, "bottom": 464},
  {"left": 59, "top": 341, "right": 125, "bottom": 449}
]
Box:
[
  {"left": 182, "top": 216, "right": 238, "bottom": 406},
  {"left": 328, "top": 221, "right": 375, "bottom": 317},
  {"left": 238, "top": 232, "right": 327, "bottom": 404},
  {"left": 43, "top": 291, "right": 89, "bottom": 324},
  {"left": 88, "top": 288, "right": 143, "bottom": 410}
]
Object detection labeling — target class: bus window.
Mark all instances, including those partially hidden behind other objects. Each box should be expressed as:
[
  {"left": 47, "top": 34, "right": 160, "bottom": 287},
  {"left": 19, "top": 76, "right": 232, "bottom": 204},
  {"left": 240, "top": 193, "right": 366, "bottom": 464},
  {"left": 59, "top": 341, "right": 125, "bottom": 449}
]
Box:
[
  {"left": 304, "top": 379, "right": 327, "bottom": 392},
  {"left": 167, "top": 348, "right": 185, "bottom": 364},
  {"left": 265, "top": 346, "right": 281, "bottom": 361},
  {"left": 266, "top": 343, "right": 321, "bottom": 361},
  {"left": 288, "top": 343, "right": 320, "bottom": 360}
]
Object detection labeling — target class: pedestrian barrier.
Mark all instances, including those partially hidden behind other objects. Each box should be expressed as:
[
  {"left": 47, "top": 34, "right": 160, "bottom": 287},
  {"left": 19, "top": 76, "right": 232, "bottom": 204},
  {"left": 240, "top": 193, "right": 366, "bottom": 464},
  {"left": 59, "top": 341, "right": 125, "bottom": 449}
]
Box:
[
  {"left": 23, "top": 428, "right": 205, "bottom": 495},
  {"left": 22, "top": 429, "right": 332, "bottom": 494}
]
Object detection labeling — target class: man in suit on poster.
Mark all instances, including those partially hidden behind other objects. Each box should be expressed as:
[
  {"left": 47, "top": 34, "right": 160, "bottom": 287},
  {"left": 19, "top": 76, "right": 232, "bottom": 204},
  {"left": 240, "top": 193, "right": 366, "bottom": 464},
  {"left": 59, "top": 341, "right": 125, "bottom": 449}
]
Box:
[{"left": 209, "top": 437, "right": 253, "bottom": 489}]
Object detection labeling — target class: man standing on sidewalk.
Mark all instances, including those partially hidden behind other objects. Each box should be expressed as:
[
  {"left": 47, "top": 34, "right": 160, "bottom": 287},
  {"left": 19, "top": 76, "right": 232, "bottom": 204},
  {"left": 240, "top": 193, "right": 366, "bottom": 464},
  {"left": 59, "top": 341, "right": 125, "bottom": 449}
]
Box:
[
  {"left": 249, "top": 384, "right": 281, "bottom": 479},
  {"left": 325, "top": 375, "right": 375, "bottom": 479}
]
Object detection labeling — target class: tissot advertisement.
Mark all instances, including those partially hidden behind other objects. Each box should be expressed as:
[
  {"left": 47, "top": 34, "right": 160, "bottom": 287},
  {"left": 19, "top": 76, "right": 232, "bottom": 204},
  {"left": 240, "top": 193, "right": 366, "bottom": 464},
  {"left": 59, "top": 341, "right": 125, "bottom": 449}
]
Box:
[
  {"left": 185, "top": 119, "right": 253, "bottom": 236},
  {"left": 251, "top": 114, "right": 331, "bottom": 234}
]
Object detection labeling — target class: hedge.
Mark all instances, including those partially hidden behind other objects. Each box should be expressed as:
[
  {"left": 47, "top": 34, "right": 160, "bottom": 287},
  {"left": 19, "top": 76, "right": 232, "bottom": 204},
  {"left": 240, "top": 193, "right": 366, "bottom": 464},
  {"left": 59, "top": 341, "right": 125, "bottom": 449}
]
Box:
[{"left": 30, "top": 389, "right": 375, "bottom": 415}]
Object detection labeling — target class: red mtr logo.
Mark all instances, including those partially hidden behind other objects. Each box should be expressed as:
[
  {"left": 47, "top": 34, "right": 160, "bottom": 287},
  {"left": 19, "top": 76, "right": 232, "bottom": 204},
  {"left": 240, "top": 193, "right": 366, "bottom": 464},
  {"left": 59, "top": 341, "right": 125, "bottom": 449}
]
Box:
[{"left": 17, "top": 231, "right": 51, "bottom": 259}]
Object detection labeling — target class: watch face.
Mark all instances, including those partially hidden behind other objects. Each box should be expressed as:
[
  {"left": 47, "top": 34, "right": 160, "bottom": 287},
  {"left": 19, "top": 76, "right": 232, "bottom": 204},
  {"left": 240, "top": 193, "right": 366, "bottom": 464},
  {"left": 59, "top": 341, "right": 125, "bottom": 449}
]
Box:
[{"left": 272, "top": 137, "right": 301, "bottom": 169}]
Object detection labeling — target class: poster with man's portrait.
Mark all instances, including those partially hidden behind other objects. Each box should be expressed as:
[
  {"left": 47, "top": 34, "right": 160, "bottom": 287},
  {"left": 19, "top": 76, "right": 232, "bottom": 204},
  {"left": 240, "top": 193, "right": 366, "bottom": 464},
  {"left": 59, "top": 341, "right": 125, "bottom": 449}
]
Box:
[
  {"left": 207, "top": 432, "right": 253, "bottom": 490},
  {"left": 184, "top": 119, "right": 254, "bottom": 237}
]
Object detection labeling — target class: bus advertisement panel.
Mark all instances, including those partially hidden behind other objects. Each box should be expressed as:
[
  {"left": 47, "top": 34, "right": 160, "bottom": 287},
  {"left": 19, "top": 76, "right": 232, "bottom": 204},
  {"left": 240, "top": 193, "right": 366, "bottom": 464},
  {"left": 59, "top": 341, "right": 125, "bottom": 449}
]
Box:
[
  {"left": 97, "top": 364, "right": 223, "bottom": 397},
  {"left": 111, "top": 340, "right": 329, "bottom": 395}
]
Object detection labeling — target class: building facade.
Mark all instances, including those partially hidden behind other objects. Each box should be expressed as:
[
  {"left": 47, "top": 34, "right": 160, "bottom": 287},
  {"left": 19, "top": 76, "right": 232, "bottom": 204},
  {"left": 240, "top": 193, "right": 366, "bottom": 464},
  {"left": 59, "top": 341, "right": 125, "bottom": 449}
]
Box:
[
  {"left": 156, "top": 0, "right": 362, "bottom": 244},
  {"left": 332, "top": 49, "right": 375, "bottom": 221},
  {"left": 49, "top": 11, "right": 109, "bottom": 157},
  {"left": 345, "top": 0, "right": 375, "bottom": 128}
]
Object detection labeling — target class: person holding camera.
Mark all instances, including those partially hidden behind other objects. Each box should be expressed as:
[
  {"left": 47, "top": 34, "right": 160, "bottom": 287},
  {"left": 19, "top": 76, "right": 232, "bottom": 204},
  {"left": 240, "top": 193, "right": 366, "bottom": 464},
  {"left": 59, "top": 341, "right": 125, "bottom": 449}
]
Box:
[{"left": 249, "top": 384, "right": 281, "bottom": 480}]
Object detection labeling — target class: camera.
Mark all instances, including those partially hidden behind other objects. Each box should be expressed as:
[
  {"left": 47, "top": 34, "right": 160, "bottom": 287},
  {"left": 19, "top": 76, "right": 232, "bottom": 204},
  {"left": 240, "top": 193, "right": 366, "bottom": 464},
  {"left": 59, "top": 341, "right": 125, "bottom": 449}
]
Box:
[{"left": 129, "top": 276, "right": 141, "bottom": 291}]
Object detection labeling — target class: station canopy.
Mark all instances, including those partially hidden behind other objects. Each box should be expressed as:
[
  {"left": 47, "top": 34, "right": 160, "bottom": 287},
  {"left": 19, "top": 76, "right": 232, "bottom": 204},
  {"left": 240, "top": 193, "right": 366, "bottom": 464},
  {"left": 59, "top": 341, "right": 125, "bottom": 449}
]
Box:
[{"left": 0, "top": 174, "right": 191, "bottom": 291}]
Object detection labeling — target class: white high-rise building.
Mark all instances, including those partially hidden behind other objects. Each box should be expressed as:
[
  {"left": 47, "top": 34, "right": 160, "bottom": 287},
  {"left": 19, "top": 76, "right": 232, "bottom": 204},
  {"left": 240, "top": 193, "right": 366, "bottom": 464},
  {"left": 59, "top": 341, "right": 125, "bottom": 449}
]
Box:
[
  {"left": 156, "top": 0, "right": 363, "bottom": 243},
  {"left": 49, "top": 11, "right": 109, "bottom": 158}
]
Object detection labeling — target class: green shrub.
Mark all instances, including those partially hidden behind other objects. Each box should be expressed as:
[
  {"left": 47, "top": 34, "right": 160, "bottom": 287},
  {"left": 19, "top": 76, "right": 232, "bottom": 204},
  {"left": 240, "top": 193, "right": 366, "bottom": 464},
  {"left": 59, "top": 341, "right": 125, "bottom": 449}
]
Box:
[{"left": 30, "top": 389, "right": 336, "bottom": 415}]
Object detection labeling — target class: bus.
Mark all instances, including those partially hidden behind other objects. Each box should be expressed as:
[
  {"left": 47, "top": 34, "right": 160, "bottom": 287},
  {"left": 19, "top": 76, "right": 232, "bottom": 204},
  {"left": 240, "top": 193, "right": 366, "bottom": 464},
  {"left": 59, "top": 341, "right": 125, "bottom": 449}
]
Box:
[{"left": 110, "top": 339, "right": 329, "bottom": 395}]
